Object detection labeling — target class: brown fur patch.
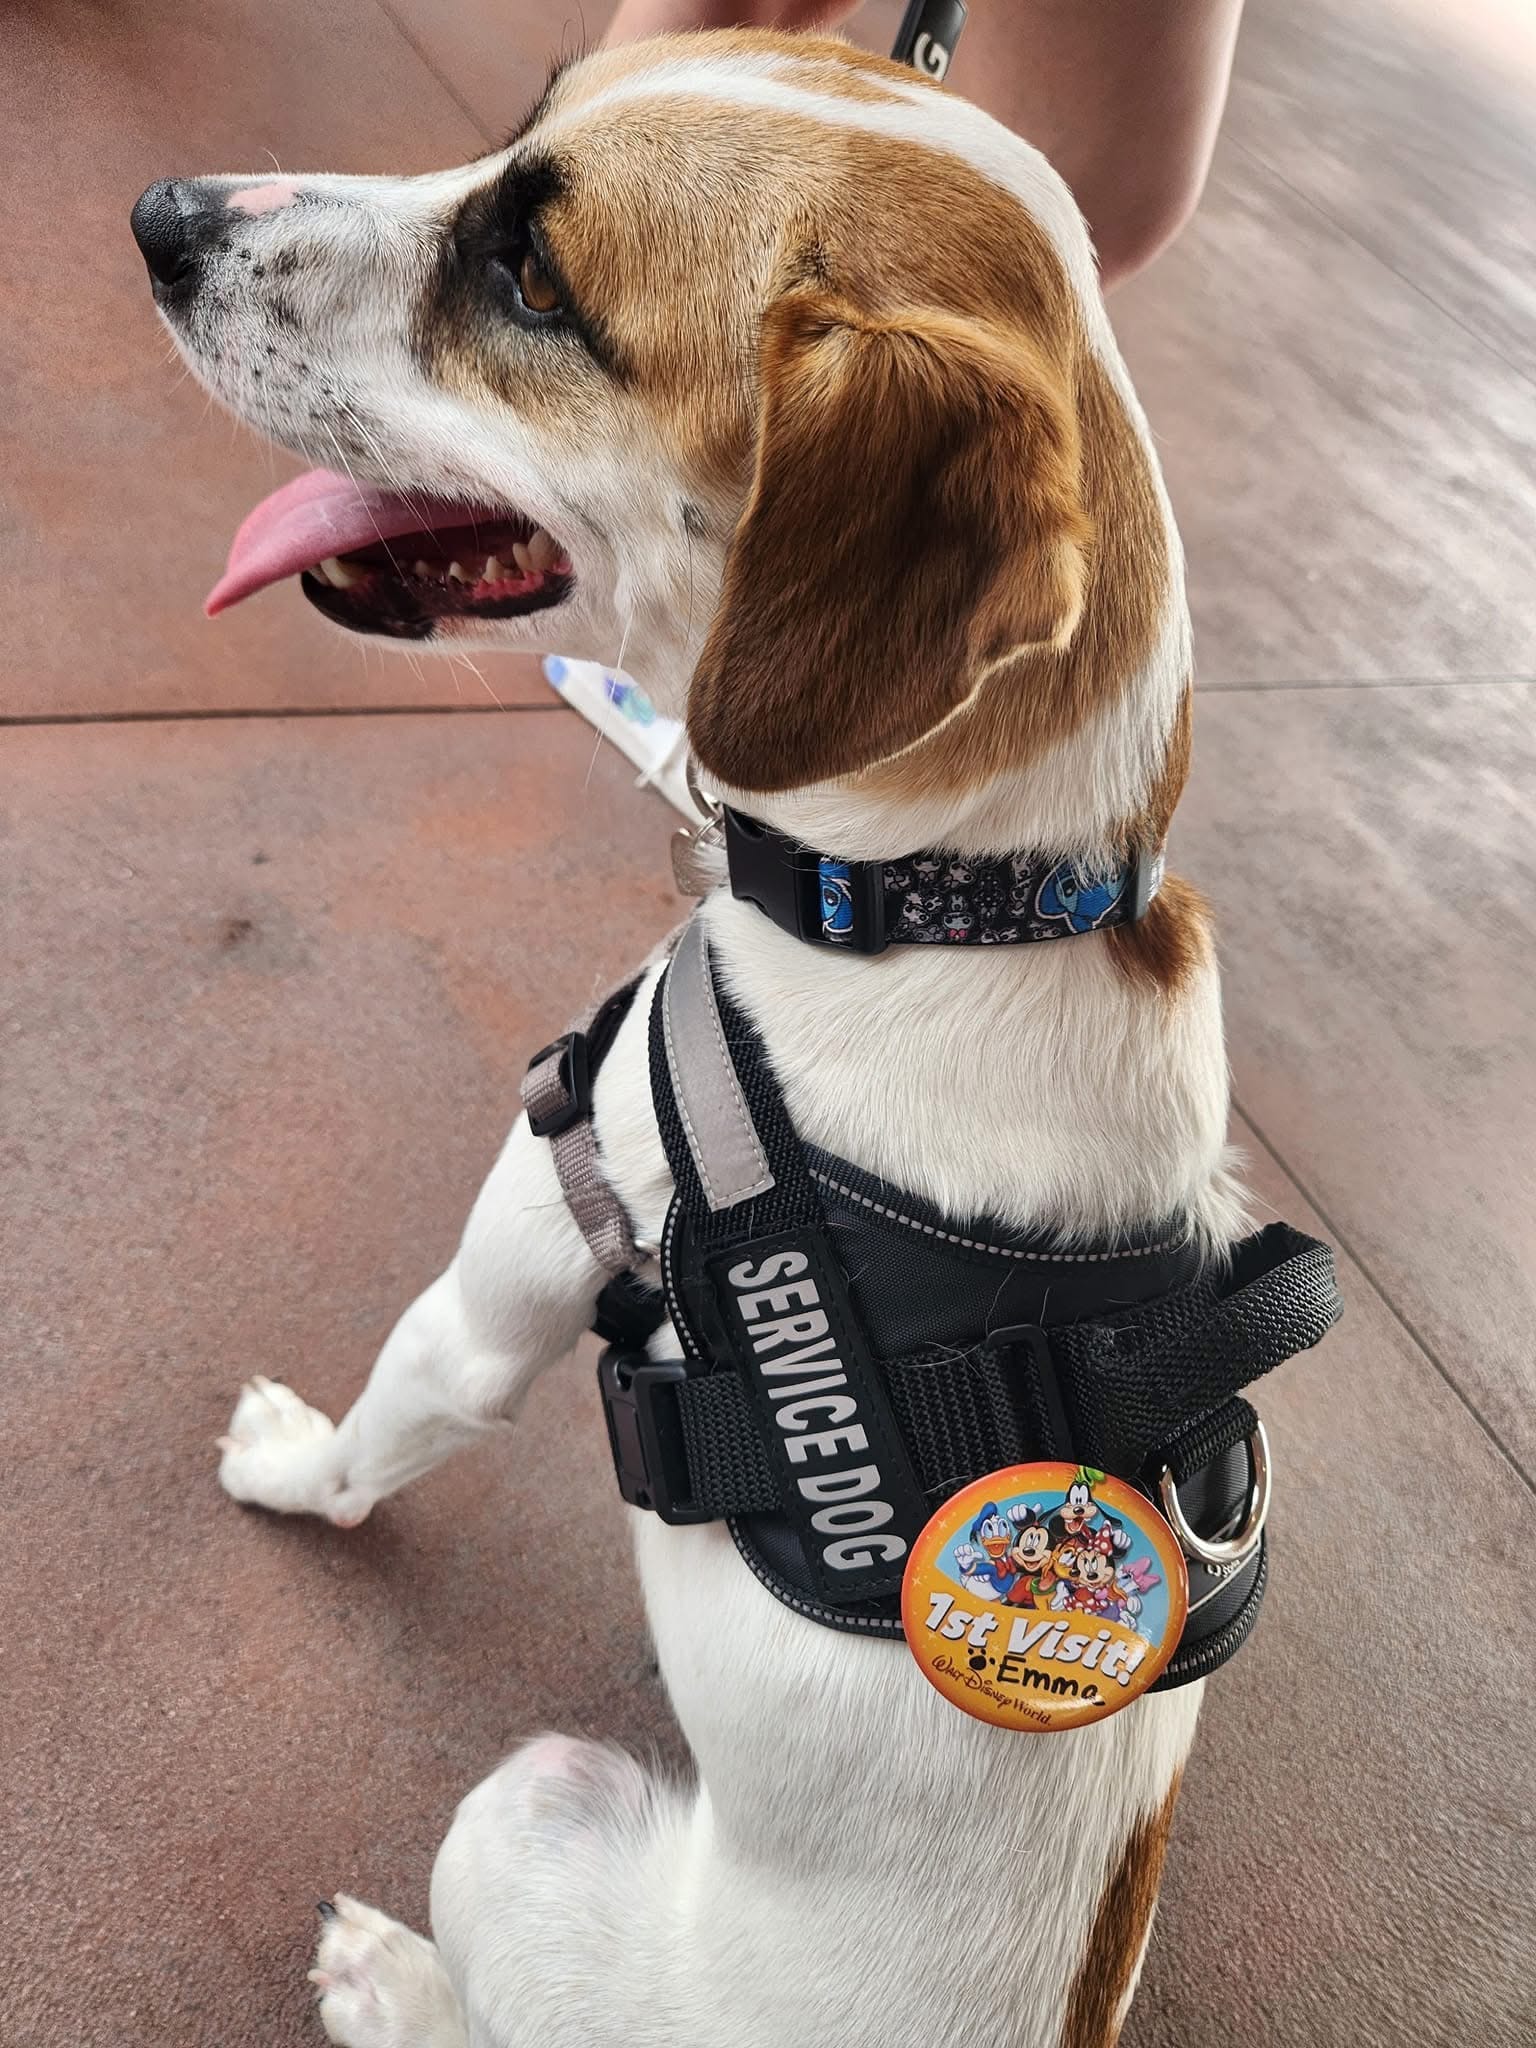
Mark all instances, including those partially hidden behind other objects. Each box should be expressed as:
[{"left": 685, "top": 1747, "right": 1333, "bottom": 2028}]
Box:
[
  {"left": 865, "top": 349, "right": 1169, "bottom": 801},
  {"left": 1060, "top": 1776, "right": 1183, "bottom": 2048},
  {"left": 1137, "top": 683, "right": 1193, "bottom": 849},
  {"left": 1102, "top": 687, "right": 1204, "bottom": 996},
  {"left": 1105, "top": 874, "right": 1211, "bottom": 996},
  {"left": 688, "top": 291, "right": 1093, "bottom": 790}
]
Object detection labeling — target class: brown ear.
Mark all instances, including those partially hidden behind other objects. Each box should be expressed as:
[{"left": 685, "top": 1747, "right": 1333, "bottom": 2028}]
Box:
[{"left": 688, "top": 290, "right": 1093, "bottom": 793}]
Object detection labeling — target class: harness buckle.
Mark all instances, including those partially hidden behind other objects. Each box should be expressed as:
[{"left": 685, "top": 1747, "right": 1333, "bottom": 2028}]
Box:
[
  {"left": 524, "top": 1031, "right": 591, "bottom": 1138},
  {"left": 597, "top": 1351, "right": 711, "bottom": 1524}
]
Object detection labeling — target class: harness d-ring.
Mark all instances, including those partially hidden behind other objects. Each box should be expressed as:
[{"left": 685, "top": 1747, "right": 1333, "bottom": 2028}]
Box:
[{"left": 1158, "top": 1420, "right": 1272, "bottom": 1567}]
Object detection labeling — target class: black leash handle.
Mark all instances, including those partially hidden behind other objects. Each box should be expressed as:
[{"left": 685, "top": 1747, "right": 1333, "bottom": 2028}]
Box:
[{"left": 890, "top": 0, "right": 966, "bottom": 78}]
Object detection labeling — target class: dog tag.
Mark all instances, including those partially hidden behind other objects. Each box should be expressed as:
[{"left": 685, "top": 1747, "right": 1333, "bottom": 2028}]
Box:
[{"left": 901, "top": 1463, "right": 1188, "bottom": 1732}]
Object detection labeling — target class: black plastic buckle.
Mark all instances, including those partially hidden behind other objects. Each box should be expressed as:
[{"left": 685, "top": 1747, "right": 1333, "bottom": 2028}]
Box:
[
  {"left": 724, "top": 809, "right": 888, "bottom": 954},
  {"left": 524, "top": 1030, "right": 590, "bottom": 1138},
  {"left": 597, "top": 1350, "right": 711, "bottom": 1525},
  {"left": 989, "top": 1322, "right": 1076, "bottom": 1463}
]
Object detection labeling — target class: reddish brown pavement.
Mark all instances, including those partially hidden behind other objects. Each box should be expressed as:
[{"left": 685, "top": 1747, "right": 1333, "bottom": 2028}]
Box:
[{"left": 5, "top": 0, "right": 1534, "bottom": 2043}]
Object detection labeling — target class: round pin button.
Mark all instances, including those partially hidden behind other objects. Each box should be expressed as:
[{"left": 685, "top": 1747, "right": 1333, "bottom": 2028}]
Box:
[{"left": 901, "top": 1462, "right": 1189, "bottom": 1732}]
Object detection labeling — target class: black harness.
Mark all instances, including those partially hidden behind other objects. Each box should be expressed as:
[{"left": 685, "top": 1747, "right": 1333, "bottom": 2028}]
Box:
[{"left": 545, "top": 916, "right": 1341, "bottom": 1690}]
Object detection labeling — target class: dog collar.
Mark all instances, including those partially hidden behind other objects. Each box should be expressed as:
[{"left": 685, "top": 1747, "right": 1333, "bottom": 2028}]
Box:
[{"left": 722, "top": 808, "right": 1163, "bottom": 955}]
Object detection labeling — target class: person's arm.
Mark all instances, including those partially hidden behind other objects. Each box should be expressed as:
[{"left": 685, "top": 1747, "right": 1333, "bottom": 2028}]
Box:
[{"left": 602, "top": 0, "right": 1245, "bottom": 289}]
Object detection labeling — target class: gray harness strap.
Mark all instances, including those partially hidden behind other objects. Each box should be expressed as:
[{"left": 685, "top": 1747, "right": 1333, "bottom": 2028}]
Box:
[
  {"left": 661, "top": 918, "right": 775, "bottom": 1213},
  {"left": 521, "top": 1029, "right": 638, "bottom": 1278}
]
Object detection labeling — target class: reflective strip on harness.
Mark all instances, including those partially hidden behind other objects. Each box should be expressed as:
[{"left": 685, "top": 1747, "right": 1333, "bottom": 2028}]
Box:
[{"left": 662, "top": 918, "right": 776, "bottom": 1212}]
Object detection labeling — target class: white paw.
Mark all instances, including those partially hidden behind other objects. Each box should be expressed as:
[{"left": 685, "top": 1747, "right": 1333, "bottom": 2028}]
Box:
[
  {"left": 217, "top": 1376, "right": 366, "bottom": 1524},
  {"left": 310, "top": 1896, "right": 466, "bottom": 2048}
]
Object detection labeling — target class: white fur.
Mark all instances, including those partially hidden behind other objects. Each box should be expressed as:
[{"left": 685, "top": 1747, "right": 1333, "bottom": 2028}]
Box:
[{"left": 158, "top": 38, "right": 1241, "bottom": 2047}]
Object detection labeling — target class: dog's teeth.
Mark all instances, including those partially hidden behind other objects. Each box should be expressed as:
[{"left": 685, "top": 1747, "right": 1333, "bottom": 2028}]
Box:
[
  {"left": 447, "top": 560, "right": 469, "bottom": 583},
  {"left": 525, "top": 527, "right": 560, "bottom": 572},
  {"left": 483, "top": 554, "right": 506, "bottom": 584},
  {"left": 413, "top": 559, "right": 432, "bottom": 578},
  {"left": 316, "top": 555, "right": 364, "bottom": 590},
  {"left": 511, "top": 540, "right": 533, "bottom": 573}
]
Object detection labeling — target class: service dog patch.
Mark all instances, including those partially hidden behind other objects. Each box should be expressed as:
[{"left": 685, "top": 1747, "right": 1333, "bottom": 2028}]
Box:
[
  {"left": 708, "top": 1233, "right": 928, "bottom": 1600},
  {"left": 902, "top": 1464, "right": 1188, "bottom": 1731}
]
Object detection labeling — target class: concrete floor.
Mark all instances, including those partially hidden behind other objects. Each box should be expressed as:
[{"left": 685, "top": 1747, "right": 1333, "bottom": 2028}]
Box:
[{"left": 5, "top": 1, "right": 1534, "bottom": 2042}]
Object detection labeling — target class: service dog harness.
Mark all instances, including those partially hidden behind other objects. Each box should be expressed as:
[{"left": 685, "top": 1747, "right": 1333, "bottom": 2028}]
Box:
[{"left": 522, "top": 822, "right": 1341, "bottom": 1700}]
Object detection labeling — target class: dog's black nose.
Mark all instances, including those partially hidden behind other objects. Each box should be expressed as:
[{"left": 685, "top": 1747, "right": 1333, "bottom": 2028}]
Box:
[{"left": 130, "top": 178, "right": 216, "bottom": 288}]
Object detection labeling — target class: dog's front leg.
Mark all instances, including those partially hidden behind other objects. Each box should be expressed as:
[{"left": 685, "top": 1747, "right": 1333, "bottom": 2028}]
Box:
[{"left": 216, "top": 1114, "right": 613, "bottom": 1525}]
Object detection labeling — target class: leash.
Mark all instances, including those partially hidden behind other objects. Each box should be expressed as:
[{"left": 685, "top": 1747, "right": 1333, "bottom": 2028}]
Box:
[{"left": 891, "top": 0, "right": 967, "bottom": 78}]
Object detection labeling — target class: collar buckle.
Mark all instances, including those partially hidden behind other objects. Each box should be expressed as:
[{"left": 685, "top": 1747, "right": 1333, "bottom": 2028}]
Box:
[{"left": 724, "top": 808, "right": 889, "bottom": 954}]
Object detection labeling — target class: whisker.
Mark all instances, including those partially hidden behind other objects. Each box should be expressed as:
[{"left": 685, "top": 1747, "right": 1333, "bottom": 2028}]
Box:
[{"left": 584, "top": 611, "right": 633, "bottom": 793}]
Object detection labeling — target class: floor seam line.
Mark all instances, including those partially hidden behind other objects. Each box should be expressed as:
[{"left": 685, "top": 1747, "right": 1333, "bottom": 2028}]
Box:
[
  {"left": 367, "top": 0, "right": 498, "bottom": 145},
  {"left": 1199, "top": 676, "right": 1532, "bottom": 695},
  {"left": 1225, "top": 132, "right": 1536, "bottom": 394},
  {"left": 1, "top": 704, "right": 571, "bottom": 728},
  {"left": 1232, "top": 1095, "right": 1536, "bottom": 1497}
]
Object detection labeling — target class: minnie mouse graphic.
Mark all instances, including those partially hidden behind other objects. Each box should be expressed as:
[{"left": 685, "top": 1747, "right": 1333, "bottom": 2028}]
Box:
[{"left": 1052, "top": 1522, "right": 1130, "bottom": 1621}]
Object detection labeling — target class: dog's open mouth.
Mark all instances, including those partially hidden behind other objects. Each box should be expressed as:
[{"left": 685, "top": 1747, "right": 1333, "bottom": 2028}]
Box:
[{"left": 204, "top": 469, "right": 572, "bottom": 639}]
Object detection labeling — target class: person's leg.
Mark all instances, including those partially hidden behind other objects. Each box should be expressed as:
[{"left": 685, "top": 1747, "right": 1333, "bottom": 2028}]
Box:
[
  {"left": 601, "top": 0, "right": 1245, "bottom": 288},
  {"left": 944, "top": 0, "right": 1245, "bottom": 287}
]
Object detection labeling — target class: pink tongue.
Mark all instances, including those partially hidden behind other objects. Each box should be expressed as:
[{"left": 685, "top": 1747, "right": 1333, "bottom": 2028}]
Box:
[{"left": 204, "top": 468, "right": 502, "bottom": 616}]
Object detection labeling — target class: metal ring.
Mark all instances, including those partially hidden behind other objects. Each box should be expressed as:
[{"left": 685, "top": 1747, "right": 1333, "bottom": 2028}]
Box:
[
  {"left": 684, "top": 754, "right": 724, "bottom": 828},
  {"left": 1158, "top": 1421, "right": 1271, "bottom": 1567}
]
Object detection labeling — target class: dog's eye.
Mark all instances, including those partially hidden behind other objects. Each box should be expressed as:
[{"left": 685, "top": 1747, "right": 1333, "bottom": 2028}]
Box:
[
  {"left": 483, "top": 227, "right": 566, "bottom": 326},
  {"left": 517, "top": 246, "right": 561, "bottom": 316}
]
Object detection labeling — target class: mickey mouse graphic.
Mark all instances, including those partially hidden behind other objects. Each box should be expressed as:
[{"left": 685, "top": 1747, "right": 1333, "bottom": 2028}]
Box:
[{"left": 1001, "top": 1508, "right": 1058, "bottom": 1609}]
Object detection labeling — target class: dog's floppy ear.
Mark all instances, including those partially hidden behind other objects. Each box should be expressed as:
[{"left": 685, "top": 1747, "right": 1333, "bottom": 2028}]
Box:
[{"left": 688, "top": 290, "right": 1093, "bottom": 793}]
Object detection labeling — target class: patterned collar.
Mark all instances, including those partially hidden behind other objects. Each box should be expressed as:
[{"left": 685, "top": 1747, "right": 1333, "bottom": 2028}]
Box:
[{"left": 722, "top": 808, "right": 1163, "bottom": 955}]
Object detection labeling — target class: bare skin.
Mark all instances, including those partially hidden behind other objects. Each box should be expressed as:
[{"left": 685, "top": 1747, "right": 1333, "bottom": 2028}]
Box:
[{"left": 601, "top": 0, "right": 1245, "bottom": 286}]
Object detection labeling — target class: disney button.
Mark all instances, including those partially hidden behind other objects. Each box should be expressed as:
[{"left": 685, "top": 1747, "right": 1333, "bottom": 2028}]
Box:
[{"left": 901, "top": 1462, "right": 1189, "bottom": 1732}]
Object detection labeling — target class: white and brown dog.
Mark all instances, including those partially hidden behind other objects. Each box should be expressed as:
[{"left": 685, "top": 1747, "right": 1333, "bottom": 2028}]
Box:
[{"left": 134, "top": 32, "right": 1254, "bottom": 2048}]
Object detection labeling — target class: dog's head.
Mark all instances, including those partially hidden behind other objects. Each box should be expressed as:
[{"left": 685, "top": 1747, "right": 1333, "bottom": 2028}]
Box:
[{"left": 135, "top": 32, "right": 1185, "bottom": 833}]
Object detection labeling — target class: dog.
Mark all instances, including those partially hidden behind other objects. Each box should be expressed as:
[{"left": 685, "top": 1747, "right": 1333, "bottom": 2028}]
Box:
[{"left": 133, "top": 31, "right": 1253, "bottom": 2048}]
